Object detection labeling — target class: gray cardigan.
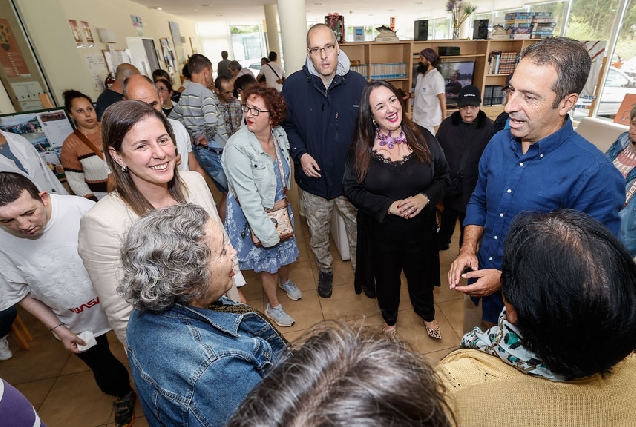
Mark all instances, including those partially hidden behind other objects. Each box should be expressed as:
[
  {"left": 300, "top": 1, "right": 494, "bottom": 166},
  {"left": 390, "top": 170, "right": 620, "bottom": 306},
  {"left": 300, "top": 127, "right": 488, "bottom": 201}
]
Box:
[{"left": 222, "top": 125, "right": 292, "bottom": 248}]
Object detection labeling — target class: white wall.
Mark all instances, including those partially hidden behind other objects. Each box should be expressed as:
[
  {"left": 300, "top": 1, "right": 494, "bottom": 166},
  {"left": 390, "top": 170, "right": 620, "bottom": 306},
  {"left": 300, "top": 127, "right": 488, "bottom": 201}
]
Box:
[{"left": 14, "top": 0, "right": 198, "bottom": 105}]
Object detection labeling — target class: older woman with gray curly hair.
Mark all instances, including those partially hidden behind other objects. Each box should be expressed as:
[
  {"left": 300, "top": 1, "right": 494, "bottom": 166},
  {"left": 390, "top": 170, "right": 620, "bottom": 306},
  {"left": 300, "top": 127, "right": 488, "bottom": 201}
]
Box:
[{"left": 119, "top": 203, "right": 288, "bottom": 427}]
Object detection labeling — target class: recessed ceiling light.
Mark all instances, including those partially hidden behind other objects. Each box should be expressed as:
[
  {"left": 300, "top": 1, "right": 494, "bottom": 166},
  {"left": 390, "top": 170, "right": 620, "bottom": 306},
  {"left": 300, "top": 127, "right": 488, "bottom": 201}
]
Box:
[{"left": 156, "top": 7, "right": 162, "bottom": 10}]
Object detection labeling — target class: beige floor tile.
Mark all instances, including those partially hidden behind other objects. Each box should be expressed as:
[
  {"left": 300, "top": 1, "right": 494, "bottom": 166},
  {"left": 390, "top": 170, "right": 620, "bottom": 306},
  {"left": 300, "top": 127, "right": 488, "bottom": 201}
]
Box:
[
  {"left": 240, "top": 279, "right": 264, "bottom": 301},
  {"left": 280, "top": 328, "right": 309, "bottom": 344},
  {"left": 287, "top": 260, "right": 318, "bottom": 292},
  {"left": 108, "top": 415, "right": 149, "bottom": 427},
  {"left": 437, "top": 298, "right": 464, "bottom": 339},
  {"left": 38, "top": 371, "right": 113, "bottom": 427},
  {"left": 269, "top": 291, "right": 323, "bottom": 334},
  {"left": 392, "top": 309, "right": 461, "bottom": 355},
  {"left": 320, "top": 283, "right": 380, "bottom": 321},
  {"left": 60, "top": 353, "right": 92, "bottom": 376},
  {"left": 14, "top": 377, "right": 56, "bottom": 411},
  {"left": 0, "top": 332, "right": 71, "bottom": 384}
]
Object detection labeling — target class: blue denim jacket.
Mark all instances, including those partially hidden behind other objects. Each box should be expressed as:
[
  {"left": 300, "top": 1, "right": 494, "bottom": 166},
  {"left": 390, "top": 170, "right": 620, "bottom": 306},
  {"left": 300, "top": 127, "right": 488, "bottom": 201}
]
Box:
[
  {"left": 606, "top": 131, "right": 636, "bottom": 257},
  {"left": 465, "top": 119, "right": 624, "bottom": 323},
  {"left": 222, "top": 125, "right": 292, "bottom": 247},
  {"left": 126, "top": 297, "right": 288, "bottom": 427}
]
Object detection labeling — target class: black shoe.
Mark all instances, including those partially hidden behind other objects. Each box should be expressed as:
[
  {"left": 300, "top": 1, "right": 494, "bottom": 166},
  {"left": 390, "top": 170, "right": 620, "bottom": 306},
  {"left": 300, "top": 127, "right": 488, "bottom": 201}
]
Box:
[{"left": 317, "top": 271, "right": 333, "bottom": 298}]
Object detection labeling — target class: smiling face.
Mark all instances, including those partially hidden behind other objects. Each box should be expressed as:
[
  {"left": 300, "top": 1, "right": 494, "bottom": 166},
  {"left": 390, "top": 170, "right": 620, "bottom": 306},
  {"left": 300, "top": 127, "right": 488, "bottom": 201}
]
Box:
[
  {"left": 109, "top": 115, "right": 177, "bottom": 192},
  {"left": 244, "top": 94, "right": 271, "bottom": 136},
  {"left": 69, "top": 97, "right": 97, "bottom": 132},
  {"left": 307, "top": 26, "right": 339, "bottom": 79},
  {"left": 505, "top": 58, "right": 576, "bottom": 144},
  {"left": 0, "top": 190, "right": 51, "bottom": 237},
  {"left": 369, "top": 85, "right": 403, "bottom": 134}
]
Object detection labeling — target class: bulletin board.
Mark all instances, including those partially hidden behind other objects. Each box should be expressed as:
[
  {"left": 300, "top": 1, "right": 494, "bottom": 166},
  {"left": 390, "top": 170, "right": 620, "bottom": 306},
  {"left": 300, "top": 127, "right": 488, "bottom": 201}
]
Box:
[{"left": 0, "top": 108, "right": 75, "bottom": 182}]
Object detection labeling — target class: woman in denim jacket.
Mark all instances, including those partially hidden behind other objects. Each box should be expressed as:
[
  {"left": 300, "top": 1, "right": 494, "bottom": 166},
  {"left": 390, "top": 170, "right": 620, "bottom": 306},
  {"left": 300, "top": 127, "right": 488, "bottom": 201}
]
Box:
[
  {"left": 222, "top": 85, "right": 300, "bottom": 327},
  {"left": 120, "top": 204, "right": 288, "bottom": 427},
  {"left": 606, "top": 105, "right": 636, "bottom": 258}
]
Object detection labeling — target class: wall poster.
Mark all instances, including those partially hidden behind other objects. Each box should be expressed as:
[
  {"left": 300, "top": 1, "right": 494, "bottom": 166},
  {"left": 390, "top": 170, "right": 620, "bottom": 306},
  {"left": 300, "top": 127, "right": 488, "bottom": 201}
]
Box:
[
  {"left": 0, "top": 108, "right": 75, "bottom": 181},
  {"left": 68, "top": 19, "right": 84, "bottom": 48},
  {"left": 0, "top": 19, "right": 30, "bottom": 77}
]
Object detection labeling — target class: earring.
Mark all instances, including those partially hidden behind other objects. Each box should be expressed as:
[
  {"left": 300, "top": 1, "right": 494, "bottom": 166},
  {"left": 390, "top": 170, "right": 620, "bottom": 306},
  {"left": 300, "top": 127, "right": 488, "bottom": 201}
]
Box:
[
  {"left": 122, "top": 165, "right": 129, "bottom": 172},
  {"left": 372, "top": 119, "right": 378, "bottom": 128}
]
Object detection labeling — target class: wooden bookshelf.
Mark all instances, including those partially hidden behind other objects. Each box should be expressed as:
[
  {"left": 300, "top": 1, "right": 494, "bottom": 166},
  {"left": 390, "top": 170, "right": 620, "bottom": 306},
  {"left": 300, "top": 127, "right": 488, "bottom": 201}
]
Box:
[{"left": 340, "top": 39, "right": 538, "bottom": 114}]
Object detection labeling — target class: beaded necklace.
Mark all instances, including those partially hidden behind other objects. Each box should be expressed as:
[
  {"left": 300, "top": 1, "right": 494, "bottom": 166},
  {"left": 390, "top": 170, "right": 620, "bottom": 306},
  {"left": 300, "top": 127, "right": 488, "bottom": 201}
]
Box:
[{"left": 376, "top": 128, "right": 406, "bottom": 149}]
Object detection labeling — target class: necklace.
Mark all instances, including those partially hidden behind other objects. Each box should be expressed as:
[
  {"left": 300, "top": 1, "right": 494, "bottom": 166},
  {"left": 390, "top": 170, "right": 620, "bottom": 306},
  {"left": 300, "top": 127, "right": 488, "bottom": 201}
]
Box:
[{"left": 376, "top": 128, "right": 406, "bottom": 149}]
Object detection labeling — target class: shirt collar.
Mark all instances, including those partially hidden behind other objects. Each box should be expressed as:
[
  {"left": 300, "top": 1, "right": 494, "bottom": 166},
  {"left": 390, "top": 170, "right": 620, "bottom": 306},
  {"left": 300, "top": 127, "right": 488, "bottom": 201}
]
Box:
[
  {"left": 508, "top": 116, "right": 574, "bottom": 158},
  {"left": 171, "top": 297, "right": 245, "bottom": 337}
]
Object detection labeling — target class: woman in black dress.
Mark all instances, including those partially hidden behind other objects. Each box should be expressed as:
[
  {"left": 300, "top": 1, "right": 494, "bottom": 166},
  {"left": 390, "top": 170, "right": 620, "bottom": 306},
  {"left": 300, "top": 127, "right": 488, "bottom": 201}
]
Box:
[{"left": 344, "top": 81, "right": 450, "bottom": 339}]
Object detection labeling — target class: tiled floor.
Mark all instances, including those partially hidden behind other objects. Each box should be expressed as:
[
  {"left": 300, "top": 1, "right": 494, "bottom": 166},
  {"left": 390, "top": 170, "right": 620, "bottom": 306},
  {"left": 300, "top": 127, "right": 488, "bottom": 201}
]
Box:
[{"left": 0, "top": 193, "right": 465, "bottom": 427}]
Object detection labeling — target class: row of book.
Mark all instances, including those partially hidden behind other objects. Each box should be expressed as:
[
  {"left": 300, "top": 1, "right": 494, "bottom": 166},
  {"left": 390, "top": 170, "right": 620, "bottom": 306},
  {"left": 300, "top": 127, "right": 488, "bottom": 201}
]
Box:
[
  {"left": 488, "top": 51, "right": 518, "bottom": 75},
  {"left": 350, "top": 63, "right": 408, "bottom": 80},
  {"left": 505, "top": 11, "right": 556, "bottom": 40}
]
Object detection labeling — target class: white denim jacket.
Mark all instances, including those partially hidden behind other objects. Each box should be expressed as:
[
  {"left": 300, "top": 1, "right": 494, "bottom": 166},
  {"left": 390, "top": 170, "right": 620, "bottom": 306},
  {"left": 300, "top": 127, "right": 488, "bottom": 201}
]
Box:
[{"left": 222, "top": 125, "right": 292, "bottom": 247}]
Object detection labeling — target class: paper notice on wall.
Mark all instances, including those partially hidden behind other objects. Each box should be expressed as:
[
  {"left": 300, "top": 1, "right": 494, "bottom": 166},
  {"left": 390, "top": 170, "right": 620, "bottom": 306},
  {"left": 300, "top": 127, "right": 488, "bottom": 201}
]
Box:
[
  {"left": 84, "top": 53, "right": 108, "bottom": 92},
  {"left": 10, "top": 81, "right": 44, "bottom": 111}
]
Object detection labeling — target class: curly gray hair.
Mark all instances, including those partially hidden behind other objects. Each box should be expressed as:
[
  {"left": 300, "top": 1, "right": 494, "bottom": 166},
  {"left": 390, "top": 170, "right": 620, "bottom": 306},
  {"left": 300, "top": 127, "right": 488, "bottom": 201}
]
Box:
[{"left": 118, "top": 204, "right": 213, "bottom": 312}]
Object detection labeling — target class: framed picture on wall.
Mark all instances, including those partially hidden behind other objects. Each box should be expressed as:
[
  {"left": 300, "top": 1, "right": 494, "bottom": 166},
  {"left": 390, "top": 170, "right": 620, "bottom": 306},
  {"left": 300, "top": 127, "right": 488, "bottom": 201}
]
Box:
[{"left": 160, "top": 37, "right": 176, "bottom": 73}]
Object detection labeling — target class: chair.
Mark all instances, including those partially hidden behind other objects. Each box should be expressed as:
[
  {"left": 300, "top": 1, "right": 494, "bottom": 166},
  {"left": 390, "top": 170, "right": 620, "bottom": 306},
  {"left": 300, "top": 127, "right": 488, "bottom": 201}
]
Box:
[{"left": 11, "top": 315, "right": 33, "bottom": 350}]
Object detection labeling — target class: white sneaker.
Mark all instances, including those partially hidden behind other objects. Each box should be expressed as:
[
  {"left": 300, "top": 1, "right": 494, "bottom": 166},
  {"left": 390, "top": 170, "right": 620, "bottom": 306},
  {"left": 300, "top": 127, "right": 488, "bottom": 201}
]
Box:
[
  {"left": 0, "top": 336, "right": 12, "bottom": 361},
  {"left": 265, "top": 303, "right": 295, "bottom": 327}
]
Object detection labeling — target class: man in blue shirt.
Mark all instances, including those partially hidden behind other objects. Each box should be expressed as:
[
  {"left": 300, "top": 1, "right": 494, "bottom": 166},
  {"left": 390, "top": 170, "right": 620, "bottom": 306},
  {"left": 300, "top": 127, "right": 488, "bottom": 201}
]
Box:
[{"left": 448, "top": 37, "right": 624, "bottom": 332}]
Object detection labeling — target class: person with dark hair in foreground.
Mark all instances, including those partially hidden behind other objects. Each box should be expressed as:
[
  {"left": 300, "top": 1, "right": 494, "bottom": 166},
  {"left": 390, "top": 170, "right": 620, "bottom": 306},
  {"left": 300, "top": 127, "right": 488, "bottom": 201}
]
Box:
[
  {"left": 227, "top": 321, "right": 455, "bottom": 427},
  {"left": 121, "top": 204, "right": 288, "bottom": 427},
  {"left": 437, "top": 209, "right": 636, "bottom": 426}
]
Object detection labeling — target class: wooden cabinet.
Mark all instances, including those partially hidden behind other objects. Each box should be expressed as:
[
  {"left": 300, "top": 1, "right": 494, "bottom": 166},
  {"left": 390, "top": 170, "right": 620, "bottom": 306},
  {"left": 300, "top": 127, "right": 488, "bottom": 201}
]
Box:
[{"left": 340, "top": 39, "right": 538, "bottom": 115}]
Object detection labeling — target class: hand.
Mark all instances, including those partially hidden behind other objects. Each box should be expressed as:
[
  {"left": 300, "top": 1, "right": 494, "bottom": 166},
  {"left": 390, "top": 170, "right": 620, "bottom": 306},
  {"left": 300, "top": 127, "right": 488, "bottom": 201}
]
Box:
[
  {"left": 397, "top": 194, "right": 429, "bottom": 219},
  {"left": 388, "top": 200, "right": 402, "bottom": 216},
  {"left": 448, "top": 252, "right": 479, "bottom": 289},
  {"left": 54, "top": 326, "right": 87, "bottom": 354},
  {"left": 453, "top": 269, "right": 502, "bottom": 297},
  {"left": 300, "top": 153, "right": 321, "bottom": 178},
  {"left": 196, "top": 135, "right": 209, "bottom": 146}
]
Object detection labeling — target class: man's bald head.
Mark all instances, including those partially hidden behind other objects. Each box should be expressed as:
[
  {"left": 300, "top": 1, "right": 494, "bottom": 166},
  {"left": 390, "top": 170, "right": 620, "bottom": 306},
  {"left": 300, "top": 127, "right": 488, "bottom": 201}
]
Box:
[
  {"left": 115, "top": 63, "right": 140, "bottom": 83},
  {"left": 123, "top": 74, "right": 162, "bottom": 113}
]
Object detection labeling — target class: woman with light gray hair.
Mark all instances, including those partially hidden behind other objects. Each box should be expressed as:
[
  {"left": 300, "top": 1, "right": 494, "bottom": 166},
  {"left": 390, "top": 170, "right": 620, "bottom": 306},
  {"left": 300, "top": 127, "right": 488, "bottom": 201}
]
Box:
[{"left": 119, "top": 203, "right": 288, "bottom": 427}]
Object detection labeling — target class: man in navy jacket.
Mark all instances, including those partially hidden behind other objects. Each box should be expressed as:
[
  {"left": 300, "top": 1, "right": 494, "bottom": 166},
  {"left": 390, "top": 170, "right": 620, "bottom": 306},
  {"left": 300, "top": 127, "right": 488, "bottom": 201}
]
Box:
[{"left": 283, "top": 24, "right": 366, "bottom": 298}]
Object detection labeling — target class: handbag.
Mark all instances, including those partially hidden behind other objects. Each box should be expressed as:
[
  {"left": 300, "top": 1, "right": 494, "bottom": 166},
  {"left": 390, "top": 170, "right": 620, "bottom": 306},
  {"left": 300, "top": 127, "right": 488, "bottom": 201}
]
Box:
[{"left": 249, "top": 140, "right": 294, "bottom": 247}]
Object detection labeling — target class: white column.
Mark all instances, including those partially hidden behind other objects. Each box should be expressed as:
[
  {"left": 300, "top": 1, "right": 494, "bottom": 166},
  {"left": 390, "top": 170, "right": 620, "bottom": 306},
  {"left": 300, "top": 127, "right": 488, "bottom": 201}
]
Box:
[
  {"left": 264, "top": 4, "right": 281, "bottom": 57},
  {"left": 276, "top": 0, "right": 308, "bottom": 75}
]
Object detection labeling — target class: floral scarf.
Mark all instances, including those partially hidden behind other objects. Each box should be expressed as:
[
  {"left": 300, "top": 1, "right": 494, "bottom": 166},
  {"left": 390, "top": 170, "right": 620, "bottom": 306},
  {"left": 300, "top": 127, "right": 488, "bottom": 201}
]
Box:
[{"left": 460, "top": 308, "right": 565, "bottom": 381}]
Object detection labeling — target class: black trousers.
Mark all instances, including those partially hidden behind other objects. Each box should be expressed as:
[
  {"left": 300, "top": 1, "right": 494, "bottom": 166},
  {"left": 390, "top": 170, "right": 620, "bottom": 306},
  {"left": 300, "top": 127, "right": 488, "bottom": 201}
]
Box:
[
  {"left": 75, "top": 334, "right": 131, "bottom": 398},
  {"left": 437, "top": 205, "right": 466, "bottom": 248},
  {"left": 372, "top": 214, "right": 439, "bottom": 326}
]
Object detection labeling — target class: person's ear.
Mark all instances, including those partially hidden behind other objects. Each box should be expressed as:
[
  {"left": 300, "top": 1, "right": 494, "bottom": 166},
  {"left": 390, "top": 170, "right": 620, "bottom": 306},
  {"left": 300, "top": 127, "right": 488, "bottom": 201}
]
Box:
[
  {"left": 109, "top": 147, "right": 126, "bottom": 169},
  {"left": 558, "top": 93, "right": 578, "bottom": 116},
  {"left": 39, "top": 192, "right": 50, "bottom": 207}
]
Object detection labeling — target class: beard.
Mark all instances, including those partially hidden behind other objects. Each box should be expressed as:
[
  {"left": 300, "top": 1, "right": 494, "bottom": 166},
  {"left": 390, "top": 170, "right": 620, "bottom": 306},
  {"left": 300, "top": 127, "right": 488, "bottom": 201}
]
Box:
[{"left": 417, "top": 63, "right": 427, "bottom": 74}]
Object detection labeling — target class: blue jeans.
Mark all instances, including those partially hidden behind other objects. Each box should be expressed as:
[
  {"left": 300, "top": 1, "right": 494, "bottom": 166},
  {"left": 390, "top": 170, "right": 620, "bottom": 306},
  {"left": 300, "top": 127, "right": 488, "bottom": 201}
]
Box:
[
  {"left": 0, "top": 305, "right": 17, "bottom": 338},
  {"left": 193, "top": 146, "right": 228, "bottom": 192}
]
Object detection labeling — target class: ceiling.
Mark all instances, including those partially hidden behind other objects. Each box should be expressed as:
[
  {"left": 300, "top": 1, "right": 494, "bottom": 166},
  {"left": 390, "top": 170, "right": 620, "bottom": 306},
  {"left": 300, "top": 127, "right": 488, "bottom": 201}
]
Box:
[{"left": 130, "top": 0, "right": 445, "bottom": 25}]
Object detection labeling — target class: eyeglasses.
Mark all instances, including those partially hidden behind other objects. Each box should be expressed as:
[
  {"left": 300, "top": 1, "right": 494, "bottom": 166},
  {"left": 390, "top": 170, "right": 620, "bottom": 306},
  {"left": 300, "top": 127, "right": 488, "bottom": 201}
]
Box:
[
  {"left": 156, "top": 86, "right": 168, "bottom": 92},
  {"left": 308, "top": 43, "right": 336, "bottom": 56},
  {"left": 242, "top": 105, "right": 270, "bottom": 116}
]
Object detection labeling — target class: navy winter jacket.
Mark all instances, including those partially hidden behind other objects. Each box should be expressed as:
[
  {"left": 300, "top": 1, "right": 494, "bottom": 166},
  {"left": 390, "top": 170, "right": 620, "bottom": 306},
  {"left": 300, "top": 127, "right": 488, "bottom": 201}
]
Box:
[{"left": 283, "top": 62, "right": 366, "bottom": 200}]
